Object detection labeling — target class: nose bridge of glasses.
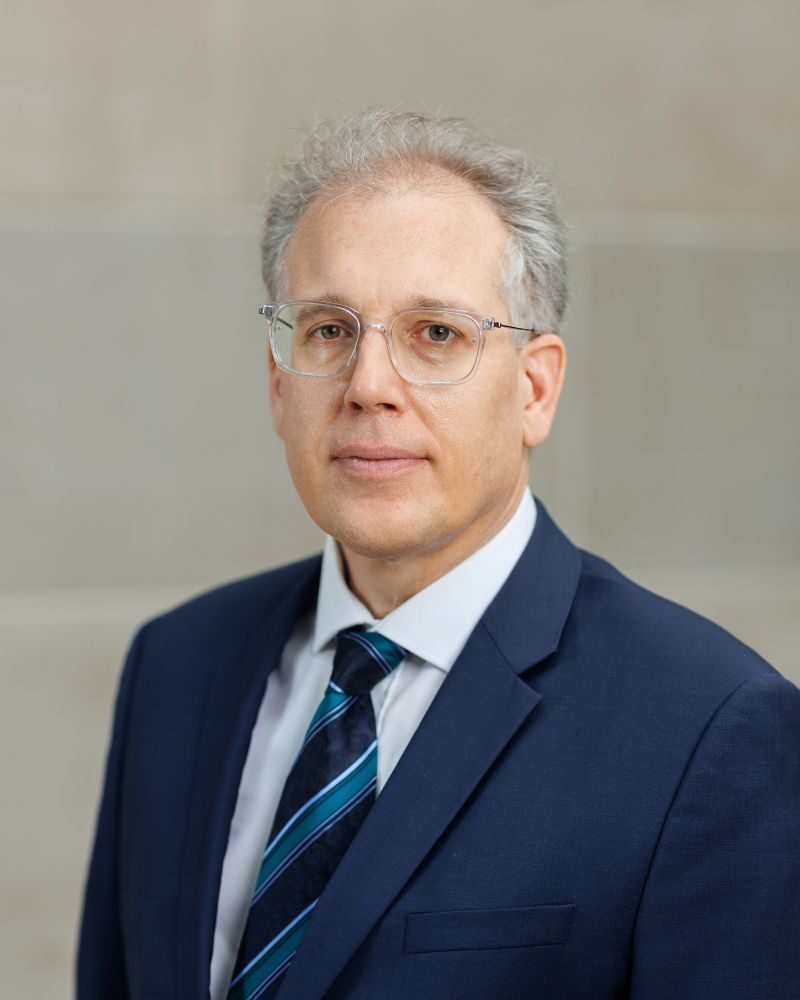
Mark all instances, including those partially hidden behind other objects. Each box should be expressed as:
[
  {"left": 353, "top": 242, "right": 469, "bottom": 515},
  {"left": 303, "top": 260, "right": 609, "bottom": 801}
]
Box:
[
  {"left": 361, "top": 318, "right": 388, "bottom": 335},
  {"left": 356, "top": 318, "right": 392, "bottom": 351},
  {"left": 353, "top": 319, "right": 394, "bottom": 368}
]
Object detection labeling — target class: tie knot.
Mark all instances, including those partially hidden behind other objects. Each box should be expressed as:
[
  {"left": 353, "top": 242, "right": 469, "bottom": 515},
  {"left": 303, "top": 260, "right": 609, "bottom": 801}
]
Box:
[{"left": 331, "top": 629, "right": 407, "bottom": 695}]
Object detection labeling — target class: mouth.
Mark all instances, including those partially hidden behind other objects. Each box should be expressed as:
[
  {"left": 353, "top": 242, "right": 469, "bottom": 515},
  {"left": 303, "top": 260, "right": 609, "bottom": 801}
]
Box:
[{"left": 332, "top": 444, "right": 427, "bottom": 479}]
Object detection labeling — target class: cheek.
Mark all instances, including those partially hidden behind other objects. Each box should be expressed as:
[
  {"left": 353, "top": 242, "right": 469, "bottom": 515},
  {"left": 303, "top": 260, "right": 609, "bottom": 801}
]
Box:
[
  {"left": 425, "top": 377, "right": 521, "bottom": 485},
  {"left": 279, "top": 384, "right": 339, "bottom": 469}
]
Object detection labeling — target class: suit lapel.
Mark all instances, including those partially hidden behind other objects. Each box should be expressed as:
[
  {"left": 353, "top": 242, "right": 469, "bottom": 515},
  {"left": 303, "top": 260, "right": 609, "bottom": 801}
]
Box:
[
  {"left": 278, "top": 501, "right": 583, "bottom": 1000},
  {"left": 175, "top": 559, "right": 322, "bottom": 1000}
]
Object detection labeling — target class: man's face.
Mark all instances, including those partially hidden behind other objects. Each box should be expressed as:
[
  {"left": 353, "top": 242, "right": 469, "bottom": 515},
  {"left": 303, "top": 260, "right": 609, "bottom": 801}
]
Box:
[{"left": 270, "top": 171, "right": 551, "bottom": 575}]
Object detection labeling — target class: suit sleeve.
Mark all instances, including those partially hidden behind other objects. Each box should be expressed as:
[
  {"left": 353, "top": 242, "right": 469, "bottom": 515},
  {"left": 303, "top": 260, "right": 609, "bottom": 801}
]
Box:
[
  {"left": 630, "top": 672, "right": 800, "bottom": 999},
  {"left": 76, "top": 624, "right": 148, "bottom": 1000}
]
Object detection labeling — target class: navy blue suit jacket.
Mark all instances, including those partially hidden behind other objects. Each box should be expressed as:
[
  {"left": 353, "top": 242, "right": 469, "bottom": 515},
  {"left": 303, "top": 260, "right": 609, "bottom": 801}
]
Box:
[{"left": 78, "top": 502, "right": 800, "bottom": 999}]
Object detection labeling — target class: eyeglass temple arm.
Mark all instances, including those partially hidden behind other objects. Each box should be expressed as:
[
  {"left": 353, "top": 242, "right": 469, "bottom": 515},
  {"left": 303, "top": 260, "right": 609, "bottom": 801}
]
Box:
[
  {"left": 259, "top": 305, "right": 294, "bottom": 332},
  {"left": 489, "top": 320, "right": 542, "bottom": 338}
]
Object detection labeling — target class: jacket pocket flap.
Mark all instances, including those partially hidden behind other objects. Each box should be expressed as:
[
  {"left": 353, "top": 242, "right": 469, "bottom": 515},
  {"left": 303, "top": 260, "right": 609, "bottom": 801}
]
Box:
[{"left": 403, "top": 903, "right": 576, "bottom": 954}]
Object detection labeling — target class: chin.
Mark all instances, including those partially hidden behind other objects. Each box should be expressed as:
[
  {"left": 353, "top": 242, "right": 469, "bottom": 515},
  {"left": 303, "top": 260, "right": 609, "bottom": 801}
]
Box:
[
  {"left": 318, "top": 502, "right": 450, "bottom": 563},
  {"left": 329, "top": 523, "right": 422, "bottom": 562}
]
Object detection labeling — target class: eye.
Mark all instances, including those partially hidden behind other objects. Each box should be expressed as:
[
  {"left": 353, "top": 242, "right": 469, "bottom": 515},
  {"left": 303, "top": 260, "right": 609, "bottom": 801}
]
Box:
[
  {"left": 312, "top": 323, "right": 349, "bottom": 341},
  {"left": 421, "top": 324, "right": 459, "bottom": 343}
]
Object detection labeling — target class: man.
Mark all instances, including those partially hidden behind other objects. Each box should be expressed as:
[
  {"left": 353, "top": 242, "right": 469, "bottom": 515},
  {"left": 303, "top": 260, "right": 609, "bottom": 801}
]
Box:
[{"left": 78, "top": 109, "right": 800, "bottom": 999}]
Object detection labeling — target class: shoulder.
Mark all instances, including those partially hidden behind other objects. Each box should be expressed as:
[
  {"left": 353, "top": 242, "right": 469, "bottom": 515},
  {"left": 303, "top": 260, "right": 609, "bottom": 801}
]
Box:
[
  {"left": 531, "top": 546, "right": 799, "bottom": 794},
  {"left": 110, "top": 554, "right": 322, "bottom": 723},
  {"left": 136, "top": 553, "right": 322, "bottom": 651},
  {"left": 565, "top": 547, "right": 788, "bottom": 706}
]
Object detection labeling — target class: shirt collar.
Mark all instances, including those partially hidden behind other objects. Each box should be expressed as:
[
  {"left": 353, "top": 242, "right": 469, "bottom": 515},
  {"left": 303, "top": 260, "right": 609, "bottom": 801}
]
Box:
[{"left": 313, "top": 488, "right": 536, "bottom": 672}]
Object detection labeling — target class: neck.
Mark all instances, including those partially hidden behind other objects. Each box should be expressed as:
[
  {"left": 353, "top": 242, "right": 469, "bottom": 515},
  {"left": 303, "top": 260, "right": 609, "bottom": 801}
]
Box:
[{"left": 339, "top": 479, "right": 528, "bottom": 619}]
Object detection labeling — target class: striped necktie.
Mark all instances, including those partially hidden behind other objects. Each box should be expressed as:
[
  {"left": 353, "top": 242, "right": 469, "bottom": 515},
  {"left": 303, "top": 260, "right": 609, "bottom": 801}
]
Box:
[{"left": 228, "top": 629, "right": 407, "bottom": 1000}]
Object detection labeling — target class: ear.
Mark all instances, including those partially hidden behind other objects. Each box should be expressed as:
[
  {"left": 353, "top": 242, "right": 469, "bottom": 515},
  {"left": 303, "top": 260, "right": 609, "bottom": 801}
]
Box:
[
  {"left": 268, "top": 347, "right": 287, "bottom": 441},
  {"left": 518, "top": 334, "right": 567, "bottom": 449}
]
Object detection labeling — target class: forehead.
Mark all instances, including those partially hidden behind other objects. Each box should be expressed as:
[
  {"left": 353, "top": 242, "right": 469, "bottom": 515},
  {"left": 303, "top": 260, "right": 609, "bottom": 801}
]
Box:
[{"left": 284, "top": 169, "right": 510, "bottom": 313}]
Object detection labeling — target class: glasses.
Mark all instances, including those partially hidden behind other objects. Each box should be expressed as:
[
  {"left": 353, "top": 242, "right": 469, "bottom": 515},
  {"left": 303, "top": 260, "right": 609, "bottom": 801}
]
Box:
[{"left": 259, "top": 301, "right": 541, "bottom": 386}]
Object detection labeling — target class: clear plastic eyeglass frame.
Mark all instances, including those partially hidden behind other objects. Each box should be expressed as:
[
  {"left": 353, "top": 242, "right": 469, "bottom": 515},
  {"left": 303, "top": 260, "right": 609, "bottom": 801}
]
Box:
[{"left": 258, "top": 301, "right": 541, "bottom": 387}]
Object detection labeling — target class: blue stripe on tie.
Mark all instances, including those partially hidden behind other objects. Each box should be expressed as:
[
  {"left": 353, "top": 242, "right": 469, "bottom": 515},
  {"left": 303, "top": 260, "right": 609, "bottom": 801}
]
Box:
[
  {"left": 302, "top": 691, "right": 355, "bottom": 747},
  {"left": 228, "top": 898, "right": 317, "bottom": 998},
  {"left": 344, "top": 631, "right": 394, "bottom": 674},
  {"left": 366, "top": 631, "right": 407, "bottom": 665},
  {"left": 251, "top": 776, "right": 377, "bottom": 904},
  {"left": 285, "top": 689, "right": 356, "bottom": 775},
  {"left": 252, "top": 748, "right": 377, "bottom": 901},
  {"left": 248, "top": 952, "right": 294, "bottom": 1000},
  {"left": 343, "top": 630, "right": 407, "bottom": 675},
  {"left": 307, "top": 688, "right": 350, "bottom": 731},
  {"left": 255, "top": 742, "right": 377, "bottom": 875},
  {"left": 368, "top": 631, "right": 408, "bottom": 664}
]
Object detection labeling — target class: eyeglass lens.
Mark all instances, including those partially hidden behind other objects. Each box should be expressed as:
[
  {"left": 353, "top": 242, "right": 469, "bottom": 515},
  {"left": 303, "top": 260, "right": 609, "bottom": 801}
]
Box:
[{"left": 271, "top": 303, "right": 481, "bottom": 382}]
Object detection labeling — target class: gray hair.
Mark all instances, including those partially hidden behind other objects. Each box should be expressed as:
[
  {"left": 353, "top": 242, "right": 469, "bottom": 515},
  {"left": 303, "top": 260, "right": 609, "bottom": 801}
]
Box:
[{"left": 261, "top": 108, "right": 569, "bottom": 341}]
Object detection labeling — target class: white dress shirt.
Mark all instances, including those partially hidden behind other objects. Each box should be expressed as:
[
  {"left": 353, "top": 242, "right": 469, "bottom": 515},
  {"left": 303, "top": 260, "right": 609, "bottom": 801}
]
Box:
[{"left": 209, "top": 489, "right": 536, "bottom": 999}]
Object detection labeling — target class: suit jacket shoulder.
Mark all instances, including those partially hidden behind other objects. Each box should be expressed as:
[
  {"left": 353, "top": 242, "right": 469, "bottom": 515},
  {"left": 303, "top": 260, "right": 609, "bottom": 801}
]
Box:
[
  {"left": 573, "top": 546, "right": 780, "bottom": 692},
  {"left": 143, "top": 553, "right": 322, "bottom": 646}
]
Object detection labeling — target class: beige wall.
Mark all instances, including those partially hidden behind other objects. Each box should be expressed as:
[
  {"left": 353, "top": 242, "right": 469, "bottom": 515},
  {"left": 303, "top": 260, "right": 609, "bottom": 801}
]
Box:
[{"left": 2, "top": 0, "right": 798, "bottom": 992}]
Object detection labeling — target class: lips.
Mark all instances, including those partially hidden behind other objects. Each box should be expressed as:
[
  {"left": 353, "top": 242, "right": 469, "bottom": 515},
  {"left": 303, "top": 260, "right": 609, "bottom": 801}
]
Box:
[
  {"left": 332, "top": 443, "right": 426, "bottom": 478},
  {"left": 332, "top": 444, "right": 424, "bottom": 461}
]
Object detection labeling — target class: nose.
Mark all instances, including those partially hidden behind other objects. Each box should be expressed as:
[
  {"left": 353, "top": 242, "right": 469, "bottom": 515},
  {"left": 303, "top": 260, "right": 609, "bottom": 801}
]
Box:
[{"left": 343, "top": 322, "right": 406, "bottom": 412}]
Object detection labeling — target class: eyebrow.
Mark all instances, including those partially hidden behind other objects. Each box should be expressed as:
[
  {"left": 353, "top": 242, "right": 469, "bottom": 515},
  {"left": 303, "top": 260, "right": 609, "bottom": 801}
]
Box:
[{"left": 306, "top": 292, "right": 483, "bottom": 314}]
